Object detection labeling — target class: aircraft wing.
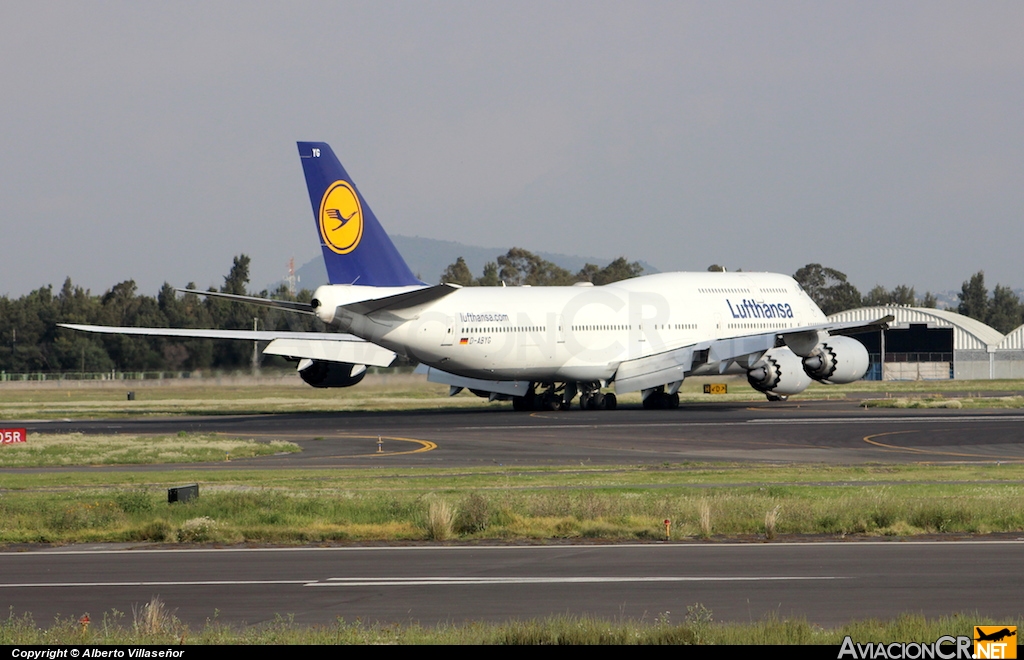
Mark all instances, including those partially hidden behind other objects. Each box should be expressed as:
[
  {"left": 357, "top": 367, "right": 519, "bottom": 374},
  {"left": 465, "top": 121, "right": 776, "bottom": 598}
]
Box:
[
  {"left": 57, "top": 324, "right": 396, "bottom": 367},
  {"left": 613, "top": 316, "right": 893, "bottom": 394}
]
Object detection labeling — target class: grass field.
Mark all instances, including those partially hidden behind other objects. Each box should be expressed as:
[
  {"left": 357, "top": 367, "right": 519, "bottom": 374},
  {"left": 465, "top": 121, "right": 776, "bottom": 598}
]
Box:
[
  {"left": 0, "top": 432, "right": 298, "bottom": 467},
  {"left": 1, "top": 602, "right": 1016, "bottom": 645},
  {"left": 3, "top": 461, "right": 1024, "bottom": 544}
]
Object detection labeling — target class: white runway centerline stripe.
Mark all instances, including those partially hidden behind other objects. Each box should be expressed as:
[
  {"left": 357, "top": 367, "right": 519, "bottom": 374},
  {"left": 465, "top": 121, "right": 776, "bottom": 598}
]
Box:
[
  {"left": 0, "top": 576, "right": 840, "bottom": 589},
  {"left": 309, "top": 576, "right": 840, "bottom": 587},
  {"left": 0, "top": 580, "right": 312, "bottom": 588}
]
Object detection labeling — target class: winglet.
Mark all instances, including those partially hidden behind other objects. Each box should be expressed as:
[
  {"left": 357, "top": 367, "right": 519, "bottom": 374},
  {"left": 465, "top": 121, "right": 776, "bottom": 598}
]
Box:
[{"left": 297, "top": 142, "right": 424, "bottom": 287}]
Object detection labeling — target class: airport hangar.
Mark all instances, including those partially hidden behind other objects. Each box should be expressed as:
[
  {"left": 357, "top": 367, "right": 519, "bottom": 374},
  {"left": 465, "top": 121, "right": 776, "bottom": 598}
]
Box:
[{"left": 828, "top": 306, "right": 1024, "bottom": 380}]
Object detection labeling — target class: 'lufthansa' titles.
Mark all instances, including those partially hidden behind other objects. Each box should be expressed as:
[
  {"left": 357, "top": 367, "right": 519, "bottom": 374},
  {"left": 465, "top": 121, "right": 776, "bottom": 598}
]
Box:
[{"left": 727, "top": 299, "right": 793, "bottom": 319}]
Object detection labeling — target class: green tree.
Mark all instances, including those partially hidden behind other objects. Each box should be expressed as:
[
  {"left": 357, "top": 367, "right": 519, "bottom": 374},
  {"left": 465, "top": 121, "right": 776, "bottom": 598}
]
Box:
[
  {"left": 582, "top": 257, "right": 644, "bottom": 285},
  {"left": 440, "top": 257, "right": 475, "bottom": 286},
  {"left": 862, "top": 285, "right": 889, "bottom": 306},
  {"left": 497, "top": 248, "right": 576, "bottom": 286},
  {"left": 792, "top": 264, "right": 862, "bottom": 315},
  {"left": 956, "top": 271, "right": 989, "bottom": 323},
  {"left": 222, "top": 255, "right": 251, "bottom": 295},
  {"left": 987, "top": 285, "right": 1022, "bottom": 334},
  {"left": 576, "top": 263, "right": 600, "bottom": 283},
  {"left": 477, "top": 262, "right": 500, "bottom": 286},
  {"left": 862, "top": 284, "right": 917, "bottom": 306}
]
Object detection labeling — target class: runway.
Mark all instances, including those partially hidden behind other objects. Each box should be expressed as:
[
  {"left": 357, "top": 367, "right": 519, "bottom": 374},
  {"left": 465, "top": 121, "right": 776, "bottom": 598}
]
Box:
[
  {"left": 6, "top": 400, "right": 1024, "bottom": 627},
  {"left": 17, "top": 398, "right": 1024, "bottom": 468},
  {"left": 3, "top": 542, "right": 1022, "bottom": 627}
]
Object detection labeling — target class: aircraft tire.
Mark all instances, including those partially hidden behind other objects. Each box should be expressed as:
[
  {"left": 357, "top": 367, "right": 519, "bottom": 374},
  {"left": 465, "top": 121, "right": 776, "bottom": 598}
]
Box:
[
  {"left": 643, "top": 392, "right": 677, "bottom": 410},
  {"left": 603, "top": 393, "right": 617, "bottom": 410}
]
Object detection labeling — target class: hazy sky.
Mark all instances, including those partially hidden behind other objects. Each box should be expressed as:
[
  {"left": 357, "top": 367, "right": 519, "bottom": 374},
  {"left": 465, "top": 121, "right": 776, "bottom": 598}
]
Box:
[{"left": 2, "top": 2, "right": 1021, "bottom": 298}]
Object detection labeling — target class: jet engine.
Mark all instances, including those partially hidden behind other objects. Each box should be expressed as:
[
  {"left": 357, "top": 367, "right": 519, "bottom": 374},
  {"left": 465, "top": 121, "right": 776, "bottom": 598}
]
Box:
[
  {"left": 802, "top": 336, "right": 869, "bottom": 384},
  {"left": 297, "top": 360, "right": 368, "bottom": 388},
  {"left": 747, "top": 347, "right": 812, "bottom": 397}
]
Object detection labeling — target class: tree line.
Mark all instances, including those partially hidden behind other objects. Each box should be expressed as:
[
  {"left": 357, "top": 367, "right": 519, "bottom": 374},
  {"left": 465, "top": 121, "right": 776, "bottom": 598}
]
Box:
[
  {"left": 788, "top": 264, "right": 1021, "bottom": 334},
  {"left": 0, "top": 256, "right": 318, "bottom": 374},
  {"left": 440, "top": 248, "right": 644, "bottom": 287},
  {"left": 1, "top": 251, "right": 1021, "bottom": 374}
]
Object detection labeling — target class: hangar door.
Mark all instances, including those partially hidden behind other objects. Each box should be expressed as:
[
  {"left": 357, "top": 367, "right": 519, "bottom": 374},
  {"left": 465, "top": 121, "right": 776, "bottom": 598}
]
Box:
[{"left": 849, "top": 324, "right": 953, "bottom": 380}]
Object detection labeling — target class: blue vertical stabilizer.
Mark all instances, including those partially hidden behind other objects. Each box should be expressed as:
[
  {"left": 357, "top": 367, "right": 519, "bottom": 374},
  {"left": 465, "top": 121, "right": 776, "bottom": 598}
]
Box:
[{"left": 297, "top": 142, "right": 423, "bottom": 286}]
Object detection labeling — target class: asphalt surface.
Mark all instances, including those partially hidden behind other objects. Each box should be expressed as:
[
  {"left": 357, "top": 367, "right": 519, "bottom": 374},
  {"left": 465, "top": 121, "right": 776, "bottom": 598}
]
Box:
[
  {"left": 2, "top": 542, "right": 1022, "bottom": 627},
  {"left": 14, "top": 397, "right": 1024, "bottom": 468}
]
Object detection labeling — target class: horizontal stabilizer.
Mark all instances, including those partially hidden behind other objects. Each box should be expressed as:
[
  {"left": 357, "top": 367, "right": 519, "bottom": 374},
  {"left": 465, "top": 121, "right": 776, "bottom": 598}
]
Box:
[
  {"left": 263, "top": 338, "right": 395, "bottom": 367},
  {"left": 175, "top": 289, "right": 314, "bottom": 315},
  {"left": 342, "top": 284, "right": 460, "bottom": 316}
]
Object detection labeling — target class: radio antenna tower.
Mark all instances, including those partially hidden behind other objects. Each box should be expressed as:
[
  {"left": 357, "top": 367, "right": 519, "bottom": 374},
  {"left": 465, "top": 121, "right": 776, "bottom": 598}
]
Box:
[{"left": 286, "top": 257, "right": 300, "bottom": 296}]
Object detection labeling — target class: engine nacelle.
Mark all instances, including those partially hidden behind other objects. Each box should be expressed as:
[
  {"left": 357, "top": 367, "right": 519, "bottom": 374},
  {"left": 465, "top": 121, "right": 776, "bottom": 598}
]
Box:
[
  {"left": 747, "top": 347, "right": 812, "bottom": 396},
  {"left": 802, "top": 335, "right": 869, "bottom": 384},
  {"left": 297, "top": 360, "right": 367, "bottom": 388}
]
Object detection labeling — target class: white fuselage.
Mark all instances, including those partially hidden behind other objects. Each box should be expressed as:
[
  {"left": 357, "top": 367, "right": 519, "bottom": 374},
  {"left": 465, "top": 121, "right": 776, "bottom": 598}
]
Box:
[{"left": 316, "top": 272, "right": 827, "bottom": 384}]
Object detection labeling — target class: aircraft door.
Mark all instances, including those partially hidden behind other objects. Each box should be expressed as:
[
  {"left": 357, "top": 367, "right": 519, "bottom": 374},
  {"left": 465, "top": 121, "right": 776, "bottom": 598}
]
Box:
[{"left": 441, "top": 317, "right": 455, "bottom": 346}]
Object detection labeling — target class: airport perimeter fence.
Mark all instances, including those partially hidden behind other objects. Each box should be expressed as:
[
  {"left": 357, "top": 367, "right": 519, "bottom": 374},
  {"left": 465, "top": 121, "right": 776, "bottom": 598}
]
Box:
[
  {"left": 0, "top": 369, "right": 282, "bottom": 382},
  {"left": 0, "top": 365, "right": 414, "bottom": 383}
]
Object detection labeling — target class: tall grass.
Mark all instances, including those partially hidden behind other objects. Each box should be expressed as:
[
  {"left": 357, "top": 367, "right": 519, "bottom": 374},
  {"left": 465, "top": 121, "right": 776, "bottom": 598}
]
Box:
[
  {"left": 424, "top": 497, "right": 456, "bottom": 541},
  {"left": 764, "top": 505, "right": 781, "bottom": 540},
  {"left": 698, "top": 500, "right": 712, "bottom": 538},
  {"left": 2, "top": 480, "right": 1023, "bottom": 544},
  {"left": 2, "top": 607, "right": 1018, "bottom": 645}
]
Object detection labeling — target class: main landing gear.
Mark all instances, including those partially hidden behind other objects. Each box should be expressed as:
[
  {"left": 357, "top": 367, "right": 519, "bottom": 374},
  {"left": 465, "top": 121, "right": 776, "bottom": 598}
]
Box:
[
  {"left": 509, "top": 382, "right": 680, "bottom": 411},
  {"left": 511, "top": 382, "right": 616, "bottom": 411},
  {"left": 512, "top": 384, "right": 569, "bottom": 411},
  {"left": 579, "top": 390, "right": 617, "bottom": 411}
]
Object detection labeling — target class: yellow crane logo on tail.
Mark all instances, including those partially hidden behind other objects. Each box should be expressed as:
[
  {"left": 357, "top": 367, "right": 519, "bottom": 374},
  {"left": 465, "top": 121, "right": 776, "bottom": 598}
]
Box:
[{"left": 319, "top": 180, "right": 364, "bottom": 254}]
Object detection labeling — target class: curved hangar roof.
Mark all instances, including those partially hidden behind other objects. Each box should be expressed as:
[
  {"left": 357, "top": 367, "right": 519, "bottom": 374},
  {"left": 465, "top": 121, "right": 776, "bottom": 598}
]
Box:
[
  {"left": 827, "top": 306, "right": 1005, "bottom": 351},
  {"left": 998, "top": 325, "right": 1024, "bottom": 350}
]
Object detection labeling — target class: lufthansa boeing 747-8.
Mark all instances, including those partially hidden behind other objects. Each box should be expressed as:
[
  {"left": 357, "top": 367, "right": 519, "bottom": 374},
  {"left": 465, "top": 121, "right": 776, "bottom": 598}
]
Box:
[{"left": 62, "top": 142, "right": 889, "bottom": 410}]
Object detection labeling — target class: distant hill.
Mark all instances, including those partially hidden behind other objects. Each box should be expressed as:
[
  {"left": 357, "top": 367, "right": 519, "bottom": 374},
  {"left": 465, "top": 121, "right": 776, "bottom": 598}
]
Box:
[{"left": 277, "top": 235, "right": 660, "bottom": 291}]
